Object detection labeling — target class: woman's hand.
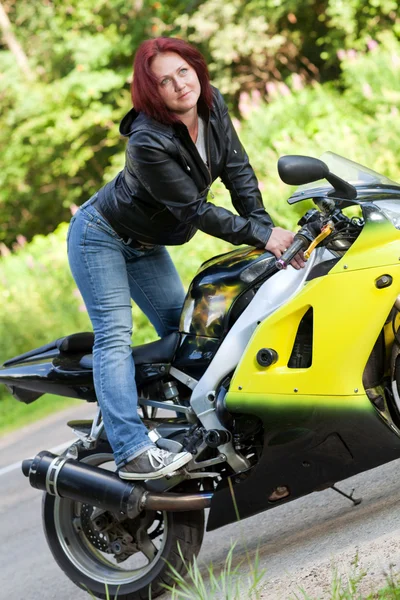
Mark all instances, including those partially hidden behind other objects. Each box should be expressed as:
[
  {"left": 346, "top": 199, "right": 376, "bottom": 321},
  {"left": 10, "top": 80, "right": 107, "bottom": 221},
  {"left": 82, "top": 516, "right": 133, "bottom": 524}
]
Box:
[{"left": 265, "top": 227, "right": 305, "bottom": 270}]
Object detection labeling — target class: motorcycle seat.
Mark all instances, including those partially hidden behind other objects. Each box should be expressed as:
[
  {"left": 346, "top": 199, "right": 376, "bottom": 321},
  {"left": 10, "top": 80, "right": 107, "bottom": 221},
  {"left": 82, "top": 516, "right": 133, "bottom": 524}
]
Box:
[
  {"left": 2, "top": 331, "right": 95, "bottom": 367},
  {"left": 79, "top": 331, "right": 181, "bottom": 369}
]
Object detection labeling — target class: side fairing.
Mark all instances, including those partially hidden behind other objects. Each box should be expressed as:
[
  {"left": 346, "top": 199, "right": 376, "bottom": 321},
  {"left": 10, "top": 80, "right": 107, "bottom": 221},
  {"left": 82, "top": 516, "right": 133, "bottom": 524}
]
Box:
[
  {"left": 207, "top": 203, "right": 400, "bottom": 531},
  {"left": 189, "top": 247, "right": 329, "bottom": 418},
  {"left": 227, "top": 203, "right": 400, "bottom": 409}
]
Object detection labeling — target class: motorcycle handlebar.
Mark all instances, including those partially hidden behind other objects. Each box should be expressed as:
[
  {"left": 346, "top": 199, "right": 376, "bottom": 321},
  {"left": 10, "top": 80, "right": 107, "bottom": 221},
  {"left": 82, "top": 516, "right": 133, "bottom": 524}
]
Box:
[{"left": 275, "top": 236, "right": 309, "bottom": 271}]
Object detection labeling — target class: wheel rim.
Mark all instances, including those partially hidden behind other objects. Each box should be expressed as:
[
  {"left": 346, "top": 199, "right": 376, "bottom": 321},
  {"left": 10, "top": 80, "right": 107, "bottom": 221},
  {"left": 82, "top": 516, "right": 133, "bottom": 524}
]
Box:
[{"left": 53, "top": 452, "right": 168, "bottom": 586}]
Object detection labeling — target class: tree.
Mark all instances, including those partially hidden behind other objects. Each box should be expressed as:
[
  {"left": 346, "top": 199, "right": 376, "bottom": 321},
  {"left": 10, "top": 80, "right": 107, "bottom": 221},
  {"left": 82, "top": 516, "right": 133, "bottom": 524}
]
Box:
[{"left": 0, "top": 0, "right": 34, "bottom": 80}]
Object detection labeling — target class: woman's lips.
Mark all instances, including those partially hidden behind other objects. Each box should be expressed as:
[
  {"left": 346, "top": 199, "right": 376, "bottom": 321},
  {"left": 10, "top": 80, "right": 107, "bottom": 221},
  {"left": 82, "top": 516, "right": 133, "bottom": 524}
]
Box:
[{"left": 178, "top": 91, "right": 191, "bottom": 99}]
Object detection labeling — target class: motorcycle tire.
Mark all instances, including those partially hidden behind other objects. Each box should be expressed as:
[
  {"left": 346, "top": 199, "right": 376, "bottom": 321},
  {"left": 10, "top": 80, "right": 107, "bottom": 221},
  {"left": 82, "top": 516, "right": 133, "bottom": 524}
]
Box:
[{"left": 42, "top": 442, "right": 205, "bottom": 600}]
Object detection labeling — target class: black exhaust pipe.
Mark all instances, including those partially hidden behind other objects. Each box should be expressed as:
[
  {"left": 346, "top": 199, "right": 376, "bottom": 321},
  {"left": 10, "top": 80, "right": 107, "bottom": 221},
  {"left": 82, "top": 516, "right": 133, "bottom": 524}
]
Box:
[
  {"left": 22, "top": 451, "right": 212, "bottom": 517},
  {"left": 23, "top": 451, "right": 145, "bottom": 518}
]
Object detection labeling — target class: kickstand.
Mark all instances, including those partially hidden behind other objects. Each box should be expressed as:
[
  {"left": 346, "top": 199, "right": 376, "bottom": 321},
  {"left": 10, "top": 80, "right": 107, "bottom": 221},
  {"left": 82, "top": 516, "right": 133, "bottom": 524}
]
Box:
[{"left": 331, "top": 484, "right": 362, "bottom": 506}]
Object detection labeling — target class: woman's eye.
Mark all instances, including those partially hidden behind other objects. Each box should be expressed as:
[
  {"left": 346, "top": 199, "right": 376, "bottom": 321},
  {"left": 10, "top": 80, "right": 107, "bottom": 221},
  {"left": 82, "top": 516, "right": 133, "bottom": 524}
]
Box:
[
  {"left": 180, "top": 68, "right": 188, "bottom": 75},
  {"left": 161, "top": 78, "right": 170, "bottom": 86}
]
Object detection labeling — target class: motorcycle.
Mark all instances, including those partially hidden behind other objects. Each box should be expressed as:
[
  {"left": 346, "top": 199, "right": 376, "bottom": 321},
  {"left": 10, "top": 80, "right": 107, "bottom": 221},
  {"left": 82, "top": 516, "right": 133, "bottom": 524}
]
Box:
[{"left": 2, "top": 151, "right": 400, "bottom": 599}]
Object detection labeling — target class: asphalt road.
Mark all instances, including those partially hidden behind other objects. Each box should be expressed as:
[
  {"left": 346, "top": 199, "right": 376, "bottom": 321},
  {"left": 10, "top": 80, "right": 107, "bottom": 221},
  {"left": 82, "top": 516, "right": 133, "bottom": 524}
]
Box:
[{"left": 2, "top": 403, "right": 400, "bottom": 600}]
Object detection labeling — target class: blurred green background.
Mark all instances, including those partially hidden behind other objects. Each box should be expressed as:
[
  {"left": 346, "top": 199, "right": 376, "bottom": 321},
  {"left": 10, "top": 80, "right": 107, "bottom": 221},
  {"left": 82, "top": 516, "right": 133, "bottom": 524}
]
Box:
[{"left": 1, "top": 0, "right": 400, "bottom": 431}]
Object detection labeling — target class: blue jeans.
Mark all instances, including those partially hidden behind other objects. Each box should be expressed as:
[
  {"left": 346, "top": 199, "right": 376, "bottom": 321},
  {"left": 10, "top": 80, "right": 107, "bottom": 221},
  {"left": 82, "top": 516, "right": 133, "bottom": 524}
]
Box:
[{"left": 67, "top": 195, "right": 186, "bottom": 467}]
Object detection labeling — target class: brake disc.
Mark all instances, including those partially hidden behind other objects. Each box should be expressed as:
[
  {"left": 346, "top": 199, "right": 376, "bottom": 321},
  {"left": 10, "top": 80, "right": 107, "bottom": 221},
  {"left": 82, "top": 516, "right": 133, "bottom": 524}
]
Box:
[{"left": 80, "top": 504, "right": 111, "bottom": 553}]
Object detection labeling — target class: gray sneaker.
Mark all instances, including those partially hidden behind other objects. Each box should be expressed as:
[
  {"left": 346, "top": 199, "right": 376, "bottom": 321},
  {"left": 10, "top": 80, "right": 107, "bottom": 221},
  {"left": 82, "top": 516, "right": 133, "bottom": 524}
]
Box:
[{"left": 118, "top": 446, "right": 192, "bottom": 480}]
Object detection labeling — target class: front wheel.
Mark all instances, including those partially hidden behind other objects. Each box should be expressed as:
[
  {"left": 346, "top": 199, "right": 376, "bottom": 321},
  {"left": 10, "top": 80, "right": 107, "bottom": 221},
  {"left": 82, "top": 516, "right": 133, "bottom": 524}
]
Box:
[{"left": 42, "top": 443, "right": 204, "bottom": 599}]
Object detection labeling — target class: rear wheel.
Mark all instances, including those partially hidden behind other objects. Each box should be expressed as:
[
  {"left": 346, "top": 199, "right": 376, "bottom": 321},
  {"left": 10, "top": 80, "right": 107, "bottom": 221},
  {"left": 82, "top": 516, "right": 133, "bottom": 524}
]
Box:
[{"left": 42, "top": 442, "right": 204, "bottom": 599}]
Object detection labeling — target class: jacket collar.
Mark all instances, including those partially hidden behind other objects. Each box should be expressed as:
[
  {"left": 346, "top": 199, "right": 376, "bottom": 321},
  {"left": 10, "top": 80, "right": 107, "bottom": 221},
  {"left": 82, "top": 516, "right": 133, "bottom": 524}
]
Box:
[
  {"left": 119, "top": 95, "right": 211, "bottom": 138},
  {"left": 119, "top": 109, "right": 172, "bottom": 137}
]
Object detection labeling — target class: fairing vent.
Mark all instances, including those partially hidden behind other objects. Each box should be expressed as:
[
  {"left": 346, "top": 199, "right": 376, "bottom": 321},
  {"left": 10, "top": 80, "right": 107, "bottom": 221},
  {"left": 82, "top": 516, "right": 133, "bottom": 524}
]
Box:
[
  {"left": 363, "top": 330, "right": 385, "bottom": 389},
  {"left": 288, "top": 308, "right": 313, "bottom": 369}
]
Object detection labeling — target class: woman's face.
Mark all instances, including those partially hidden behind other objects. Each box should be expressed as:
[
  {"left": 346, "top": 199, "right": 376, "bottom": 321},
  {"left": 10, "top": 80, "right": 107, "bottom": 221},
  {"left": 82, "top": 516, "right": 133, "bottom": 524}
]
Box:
[{"left": 150, "top": 51, "right": 201, "bottom": 115}]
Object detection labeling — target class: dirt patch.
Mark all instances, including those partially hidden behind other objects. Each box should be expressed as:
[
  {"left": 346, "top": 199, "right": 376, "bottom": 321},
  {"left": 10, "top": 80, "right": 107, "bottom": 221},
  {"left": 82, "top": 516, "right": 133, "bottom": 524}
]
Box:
[{"left": 259, "top": 530, "right": 400, "bottom": 599}]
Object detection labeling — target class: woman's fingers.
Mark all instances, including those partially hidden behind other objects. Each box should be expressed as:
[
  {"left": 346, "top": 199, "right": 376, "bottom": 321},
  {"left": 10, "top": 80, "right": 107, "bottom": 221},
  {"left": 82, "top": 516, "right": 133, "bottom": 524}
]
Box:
[
  {"left": 265, "top": 227, "right": 294, "bottom": 255},
  {"left": 289, "top": 252, "right": 306, "bottom": 270},
  {"left": 265, "top": 228, "right": 306, "bottom": 269}
]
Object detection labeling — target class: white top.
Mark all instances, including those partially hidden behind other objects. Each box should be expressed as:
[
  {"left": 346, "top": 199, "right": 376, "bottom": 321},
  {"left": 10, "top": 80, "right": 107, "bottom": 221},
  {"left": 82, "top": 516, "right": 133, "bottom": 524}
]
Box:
[{"left": 195, "top": 117, "right": 207, "bottom": 165}]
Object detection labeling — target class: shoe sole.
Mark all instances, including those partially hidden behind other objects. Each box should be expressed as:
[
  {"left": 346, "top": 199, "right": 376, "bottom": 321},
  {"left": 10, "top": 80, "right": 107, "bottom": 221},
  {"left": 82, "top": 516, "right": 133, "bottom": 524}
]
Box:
[{"left": 118, "top": 453, "right": 192, "bottom": 481}]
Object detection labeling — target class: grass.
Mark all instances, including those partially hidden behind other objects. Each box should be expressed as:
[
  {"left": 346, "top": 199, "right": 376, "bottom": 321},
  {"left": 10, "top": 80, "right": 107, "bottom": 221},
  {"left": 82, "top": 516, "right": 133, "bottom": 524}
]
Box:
[
  {"left": 373, "top": 575, "right": 400, "bottom": 600},
  {"left": 163, "top": 550, "right": 400, "bottom": 600},
  {"left": 0, "top": 393, "right": 81, "bottom": 436},
  {"left": 79, "top": 550, "right": 400, "bottom": 600},
  {"left": 164, "top": 543, "right": 265, "bottom": 600},
  {"left": 292, "top": 565, "right": 400, "bottom": 600},
  {"left": 162, "top": 477, "right": 265, "bottom": 600},
  {"left": 292, "top": 553, "right": 367, "bottom": 600}
]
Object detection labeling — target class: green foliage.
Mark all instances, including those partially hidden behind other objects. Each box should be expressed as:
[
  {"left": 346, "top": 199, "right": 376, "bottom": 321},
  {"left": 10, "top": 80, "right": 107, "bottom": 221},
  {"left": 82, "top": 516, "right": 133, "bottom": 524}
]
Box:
[
  {"left": 340, "top": 31, "right": 400, "bottom": 117},
  {"left": 0, "top": 393, "right": 80, "bottom": 436},
  {"left": 169, "top": 0, "right": 287, "bottom": 97},
  {"left": 237, "top": 33, "right": 400, "bottom": 222},
  {"left": 164, "top": 0, "right": 400, "bottom": 103},
  {"left": 0, "top": 0, "right": 184, "bottom": 247},
  {"left": 1, "top": 0, "right": 400, "bottom": 246},
  {"left": 0, "top": 224, "right": 90, "bottom": 363}
]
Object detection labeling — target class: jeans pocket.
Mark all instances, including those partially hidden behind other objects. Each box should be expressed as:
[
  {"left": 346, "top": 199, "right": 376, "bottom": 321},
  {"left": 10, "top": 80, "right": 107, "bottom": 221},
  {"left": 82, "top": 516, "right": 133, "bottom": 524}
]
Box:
[{"left": 92, "top": 215, "right": 123, "bottom": 241}]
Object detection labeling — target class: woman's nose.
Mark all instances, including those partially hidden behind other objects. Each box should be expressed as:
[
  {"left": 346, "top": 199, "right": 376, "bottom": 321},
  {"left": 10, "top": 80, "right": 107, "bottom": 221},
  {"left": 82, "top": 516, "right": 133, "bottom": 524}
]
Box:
[{"left": 174, "top": 78, "right": 185, "bottom": 92}]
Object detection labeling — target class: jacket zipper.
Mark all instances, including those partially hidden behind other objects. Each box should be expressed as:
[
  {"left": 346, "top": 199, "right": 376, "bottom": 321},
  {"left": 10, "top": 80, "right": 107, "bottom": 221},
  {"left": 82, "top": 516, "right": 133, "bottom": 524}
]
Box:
[
  {"left": 179, "top": 119, "right": 214, "bottom": 198},
  {"left": 205, "top": 119, "right": 214, "bottom": 198}
]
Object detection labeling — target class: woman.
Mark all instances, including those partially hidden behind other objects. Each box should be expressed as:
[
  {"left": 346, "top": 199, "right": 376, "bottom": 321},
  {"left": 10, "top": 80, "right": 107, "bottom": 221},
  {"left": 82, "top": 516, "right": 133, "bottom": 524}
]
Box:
[{"left": 67, "top": 37, "right": 303, "bottom": 481}]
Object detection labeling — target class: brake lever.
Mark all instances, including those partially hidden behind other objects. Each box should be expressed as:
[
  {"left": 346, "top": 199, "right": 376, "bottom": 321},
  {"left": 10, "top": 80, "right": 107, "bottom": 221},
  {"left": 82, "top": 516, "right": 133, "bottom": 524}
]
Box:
[{"left": 303, "top": 221, "right": 334, "bottom": 260}]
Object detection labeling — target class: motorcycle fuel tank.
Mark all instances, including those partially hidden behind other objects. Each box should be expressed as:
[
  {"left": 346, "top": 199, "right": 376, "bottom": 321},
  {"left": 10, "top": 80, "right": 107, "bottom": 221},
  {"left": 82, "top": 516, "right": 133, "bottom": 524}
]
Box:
[
  {"left": 179, "top": 246, "right": 275, "bottom": 338},
  {"left": 173, "top": 246, "right": 276, "bottom": 379}
]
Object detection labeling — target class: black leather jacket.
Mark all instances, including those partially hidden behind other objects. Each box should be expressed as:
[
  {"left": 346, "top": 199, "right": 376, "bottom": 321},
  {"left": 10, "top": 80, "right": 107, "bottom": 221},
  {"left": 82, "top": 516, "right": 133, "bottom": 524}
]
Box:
[{"left": 96, "top": 87, "right": 274, "bottom": 247}]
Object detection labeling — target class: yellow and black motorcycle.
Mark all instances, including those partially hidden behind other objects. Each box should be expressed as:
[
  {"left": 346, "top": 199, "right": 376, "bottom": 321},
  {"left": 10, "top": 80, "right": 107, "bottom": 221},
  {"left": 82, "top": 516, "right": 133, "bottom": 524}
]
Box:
[{"left": 2, "top": 152, "right": 400, "bottom": 599}]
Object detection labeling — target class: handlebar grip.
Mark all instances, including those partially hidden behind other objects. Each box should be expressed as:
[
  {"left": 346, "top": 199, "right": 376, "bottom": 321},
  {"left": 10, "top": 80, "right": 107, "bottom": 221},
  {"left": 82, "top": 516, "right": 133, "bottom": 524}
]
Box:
[{"left": 275, "top": 237, "right": 308, "bottom": 270}]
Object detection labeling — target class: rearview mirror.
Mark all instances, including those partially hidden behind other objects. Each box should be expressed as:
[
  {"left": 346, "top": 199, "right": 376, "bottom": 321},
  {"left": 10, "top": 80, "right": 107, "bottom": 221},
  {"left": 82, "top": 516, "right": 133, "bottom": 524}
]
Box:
[
  {"left": 278, "top": 154, "right": 357, "bottom": 199},
  {"left": 278, "top": 155, "right": 329, "bottom": 186}
]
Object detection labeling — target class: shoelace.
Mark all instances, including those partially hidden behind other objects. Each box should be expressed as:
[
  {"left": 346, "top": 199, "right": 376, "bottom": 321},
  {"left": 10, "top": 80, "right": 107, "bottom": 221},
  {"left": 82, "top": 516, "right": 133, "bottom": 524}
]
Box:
[{"left": 147, "top": 447, "right": 173, "bottom": 469}]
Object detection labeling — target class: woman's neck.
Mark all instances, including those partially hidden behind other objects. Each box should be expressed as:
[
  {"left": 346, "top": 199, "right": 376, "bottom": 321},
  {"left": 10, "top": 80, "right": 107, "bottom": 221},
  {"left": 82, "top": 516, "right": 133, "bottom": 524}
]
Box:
[{"left": 176, "top": 107, "right": 199, "bottom": 142}]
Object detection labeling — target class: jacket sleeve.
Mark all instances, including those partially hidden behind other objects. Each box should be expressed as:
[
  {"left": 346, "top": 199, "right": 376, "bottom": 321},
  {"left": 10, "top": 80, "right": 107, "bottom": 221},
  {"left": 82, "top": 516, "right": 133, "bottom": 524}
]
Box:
[
  {"left": 214, "top": 89, "right": 275, "bottom": 233},
  {"left": 127, "top": 134, "right": 272, "bottom": 248}
]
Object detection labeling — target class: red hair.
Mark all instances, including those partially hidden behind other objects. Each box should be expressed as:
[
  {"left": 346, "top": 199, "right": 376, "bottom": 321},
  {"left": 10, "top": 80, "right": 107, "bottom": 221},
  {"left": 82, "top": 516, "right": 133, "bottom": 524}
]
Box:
[{"left": 131, "top": 37, "right": 213, "bottom": 125}]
